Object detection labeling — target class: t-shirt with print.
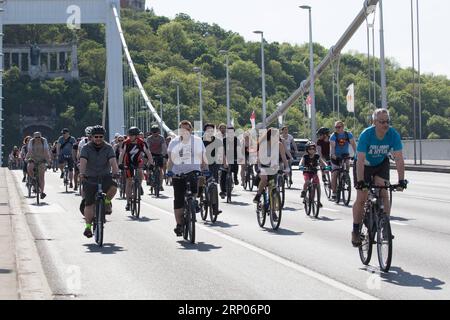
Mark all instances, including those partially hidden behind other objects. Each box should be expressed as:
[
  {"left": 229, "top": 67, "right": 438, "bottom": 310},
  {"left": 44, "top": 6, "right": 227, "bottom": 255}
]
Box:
[
  {"left": 357, "top": 126, "right": 402, "bottom": 167},
  {"left": 168, "top": 135, "right": 205, "bottom": 175},
  {"left": 330, "top": 131, "right": 353, "bottom": 157},
  {"left": 80, "top": 142, "right": 116, "bottom": 177},
  {"left": 58, "top": 136, "right": 77, "bottom": 156}
]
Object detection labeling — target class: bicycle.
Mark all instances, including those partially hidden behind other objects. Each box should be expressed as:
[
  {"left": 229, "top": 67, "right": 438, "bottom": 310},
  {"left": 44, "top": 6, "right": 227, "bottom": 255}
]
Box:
[
  {"left": 284, "top": 160, "right": 293, "bottom": 189},
  {"left": 301, "top": 166, "right": 330, "bottom": 218},
  {"left": 83, "top": 176, "right": 108, "bottom": 247},
  {"left": 27, "top": 160, "right": 46, "bottom": 205},
  {"left": 174, "top": 171, "right": 201, "bottom": 244},
  {"left": 62, "top": 155, "right": 71, "bottom": 193},
  {"left": 199, "top": 171, "right": 220, "bottom": 223},
  {"left": 149, "top": 157, "right": 162, "bottom": 198},
  {"left": 256, "top": 172, "right": 283, "bottom": 230},
  {"left": 334, "top": 155, "right": 352, "bottom": 206},
  {"left": 358, "top": 181, "right": 406, "bottom": 272},
  {"left": 222, "top": 166, "right": 234, "bottom": 203},
  {"left": 276, "top": 167, "right": 286, "bottom": 209},
  {"left": 118, "top": 169, "right": 126, "bottom": 199}
]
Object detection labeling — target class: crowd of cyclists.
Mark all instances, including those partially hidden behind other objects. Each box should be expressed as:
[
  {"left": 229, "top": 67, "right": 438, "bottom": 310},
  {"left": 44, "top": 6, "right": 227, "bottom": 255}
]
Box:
[{"left": 9, "top": 107, "right": 408, "bottom": 249}]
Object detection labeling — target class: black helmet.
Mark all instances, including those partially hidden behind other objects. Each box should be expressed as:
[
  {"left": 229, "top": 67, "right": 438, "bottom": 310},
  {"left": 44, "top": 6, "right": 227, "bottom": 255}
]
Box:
[
  {"left": 128, "top": 127, "right": 140, "bottom": 136},
  {"left": 61, "top": 128, "right": 70, "bottom": 134},
  {"left": 203, "top": 123, "right": 215, "bottom": 132},
  {"left": 316, "top": 127, "right": 330, "bottom": 136},
  {"left": 90, "top": 125, "right": 106, "bottom": 136}
]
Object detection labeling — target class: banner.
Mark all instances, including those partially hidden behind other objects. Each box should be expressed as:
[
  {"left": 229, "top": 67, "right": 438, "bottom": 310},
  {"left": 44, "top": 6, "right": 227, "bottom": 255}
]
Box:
[{"left": 346, "top": 83, "right": 355, "bottom": 113}]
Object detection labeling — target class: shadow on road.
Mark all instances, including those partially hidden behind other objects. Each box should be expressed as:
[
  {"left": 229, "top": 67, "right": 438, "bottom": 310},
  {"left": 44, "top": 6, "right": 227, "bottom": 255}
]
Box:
[
  {"left": 207, "top": 220, "right": 238, "bottom": 229},
  {"left": 58, "top": 191, "right": 76, "bottom": 195},
  {"left": 83, "top": 243, "right": 126, "bottom": 254},
  {"left": 126, "top": 216, "right": 158, "bottom": 222},
  {"left": 283, "top": 207, "right": 299, "bottom": 212},
  {"left": 30, "top": 202, "right": 50, "bottom": 207},
  {"left": 226, "top": 201, "right": 250, "bottom": 207},
  {"left": 262, "top": 228, "right": 303, "bottom": 236},
  {"left": 390, "top": 216, "right": 413, "bottom": 222},
  {"left": 0, "top": 269, "right": 12, "bottom": 274},
  {"left": 177, "top": 241, "right": 222, "bottom": 252},
  {"left": 381, "top": 267, "right": 445, "bottom": 290},
  {"left": 311, "top": 216, "right": 341, "bottom": 222},
  {"left": 149, "top": 195, "right": 170, "bottom": 199}
]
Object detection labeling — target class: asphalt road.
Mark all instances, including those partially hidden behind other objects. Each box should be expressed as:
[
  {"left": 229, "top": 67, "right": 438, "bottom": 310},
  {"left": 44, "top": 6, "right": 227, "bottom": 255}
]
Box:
[{"left": 12, "top": 168, "right": 450, "bottom": 300}]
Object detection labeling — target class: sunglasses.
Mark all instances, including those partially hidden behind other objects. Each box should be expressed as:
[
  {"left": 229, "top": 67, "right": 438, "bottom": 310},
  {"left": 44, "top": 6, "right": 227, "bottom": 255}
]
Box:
[
  {"left": 378, "top": 120, "right": 390, "bottom": 125},
  {"left": 94, "top": 135, "right": 104, "bottom": 139},
  {"left": 335, "top": 126, "right": 343, "bottom": 129}
]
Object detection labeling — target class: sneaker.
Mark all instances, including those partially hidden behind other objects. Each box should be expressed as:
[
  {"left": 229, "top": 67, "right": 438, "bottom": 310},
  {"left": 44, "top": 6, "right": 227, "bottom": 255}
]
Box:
[
  {"left": 74, "top": 185, "right": 78, "bottom": 191},
  {"left": 253, "top": 194, "right": 261, "bottom": 204},
  {"left": 301, "top": 191, "right": 306, "bottom": 198},
  {"left": 60, "top": 172, "right": 64, "bottom": 179},
  {"left": 40, "top": 192, "right": 46, "bottom": 200},
  {"left": 331, "top": 194, "right": 337, "bottom": 201},
  {"left": 22, "top": 177, "right": 26, "bottom": 183},
  {"left": 351, "top": 231, "right": 362, "bottom": 247},
  {"left": 146, "top": 180, "right": 151, "bottom": 186},
  {"left": 234, "top": 178, "right": 239, "bottom": 185},
  {"left": 125, "top": 203, "right": 130, "bottom": 211},
  {"left": 219, "top": 192, "right": 226, "bottom": 199},
  {"left": 174, "top": 224, "right": 183, "bottom": 237},
  {"left": 160, "top": 185, "right": 164, "bottom": 191},
  {"left": 194, "top": 200, "right": 201, "bottom": 213},
  {"left": 105, "top": 202, "right": 112, "bottom": 215},
  {"left": 70, "top": 182, "right": 73, "bottom": 189},
  {"left": 83, "top": 228, "right": 93, "bottom": 238},
  {"left": 140, "top": 186, "right": 144, "bottom": 196},
  {"left": 318, "top": 202, "right": 323, "bottom": 208}
]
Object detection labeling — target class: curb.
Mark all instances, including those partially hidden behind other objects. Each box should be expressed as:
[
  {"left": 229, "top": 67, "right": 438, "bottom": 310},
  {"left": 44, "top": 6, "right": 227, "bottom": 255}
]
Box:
[
  {"left": 6, "top": 170, "right": 53, "bottom": 300},
  {"left": 390, "top": 164, "right": 450, "bottom": 174}
]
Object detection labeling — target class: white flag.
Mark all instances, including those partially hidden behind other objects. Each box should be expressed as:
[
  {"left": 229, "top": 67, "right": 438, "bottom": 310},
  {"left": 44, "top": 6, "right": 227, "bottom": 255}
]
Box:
[
  {"left": 250, "top": 110, "right": 256, "bottom": 129},
  {"left": 306, "top": 95, "right": 312, "bottom": 119},
  {"left": 346, "top": 83, "right": 355, "bottom": 113}
]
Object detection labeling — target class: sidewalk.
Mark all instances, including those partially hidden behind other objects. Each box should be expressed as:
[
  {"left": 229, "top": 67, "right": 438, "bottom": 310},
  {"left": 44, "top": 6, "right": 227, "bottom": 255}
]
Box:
[{"left": 0, "top": 168, "right": 52, "bottom": 300}]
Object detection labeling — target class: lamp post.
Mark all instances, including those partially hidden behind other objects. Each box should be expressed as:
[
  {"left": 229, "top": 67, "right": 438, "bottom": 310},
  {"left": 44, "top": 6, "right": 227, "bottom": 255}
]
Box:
[
  {"left": 300, "top": 5, "right": 316, "bottom": 141},
  {"left": 155, "top": 94, "right": 163, "bottom": 132},
  {"left": 219, "top": 50, "right": 231, "bottom": 128},
  {"left": 193, "top": 67, "right": 203, "bottom": 131},
  {"left": 410, "top": 0, "right": 417, "bottom": 164},
  {"left": 171, "top": 80, "right": 181, "bottom": 126},
  {"left": 416, "top": 0, "right": 423, "bottom": 165},
  {"left": 253, "top": 31, "right": 266, "bottom": 129},
  {"left": 379, "top": 0, "right": 388, "bottom": 109}
]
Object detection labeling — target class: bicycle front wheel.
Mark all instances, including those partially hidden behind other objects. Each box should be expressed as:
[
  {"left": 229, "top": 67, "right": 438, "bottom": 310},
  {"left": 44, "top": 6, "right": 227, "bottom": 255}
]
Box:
[
  {"left": 155, "top": 170, "right": 160, "bottom": 198},
  {"left": 134, "top": 183, "right": 141, "bottom": 218},
  {"left": 226, "top": 176, "right": 232, "bottom": 203},
  {"left": 209, "top": 184, "right": 219, "bottom": 223},
  {"left": 257, "top": 200, "right": 266, "bottom": 227},
  {"left": 94, "top": 200, "right": 104, "bottom": 247},
  {"left": 278, "top": 175, "right": 285, "bottom": 209},
  {"left": 358, "top": 215, "right": 373, "bottom": 265},
  {"left": 200, "top": 190, "right": 208, "bottom": 221},
  {"left": 270, "top": 190, "right": 282, "bottom": 230},
  {"left": 304, "top": 188, "right": 312, "bottom": 216},
  {"left": 187, "top": 199, "right": 196, "bottom": 243},
  {"left": 323, "top": 172, "right": 332, "bottom": 199},
  {"left": 342, "top": 173, "right": 352, "bottom": 206},
  {"left": 312, "top": 184, "right": 320, "bottom": 218},
  {"left": 377, "top": 215, "right": 393, "bottom": 272}
]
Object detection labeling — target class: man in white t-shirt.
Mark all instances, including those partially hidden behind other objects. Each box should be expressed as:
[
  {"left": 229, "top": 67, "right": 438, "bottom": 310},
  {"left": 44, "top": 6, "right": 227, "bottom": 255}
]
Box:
[{"left": 167, "top": 120, "right": 209, "bottom": 237}]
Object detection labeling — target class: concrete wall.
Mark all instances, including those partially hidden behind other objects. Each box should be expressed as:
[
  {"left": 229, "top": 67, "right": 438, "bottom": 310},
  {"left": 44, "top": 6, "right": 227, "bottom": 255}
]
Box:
[{"left": 402, "top": 139, "right": 450, "bottom": 160}]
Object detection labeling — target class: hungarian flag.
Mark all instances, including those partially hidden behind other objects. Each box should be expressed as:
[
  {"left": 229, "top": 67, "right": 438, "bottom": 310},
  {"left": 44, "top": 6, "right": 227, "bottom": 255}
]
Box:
[
  {"left": 250, "top": 110, "right": 256, "bottom": 129},
  {"left": 346, "top": 83, "right": 355, "bottom": 113},
  {"left": 306, "top": 95, "right": 312, "bottom": 119}
]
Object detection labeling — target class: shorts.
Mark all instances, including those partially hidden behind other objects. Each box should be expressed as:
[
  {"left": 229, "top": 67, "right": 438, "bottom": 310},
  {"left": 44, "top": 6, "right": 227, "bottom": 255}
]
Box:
[
  {"left": 331, "top": 153, "right": 350, "bottom": 171},
  {"left": 152, "top": 154, "right": 164, "bottom": 168},
  {"left": 173, "top": 173, "right": 199, "bottom": 210},
  {"left": 59, "top": 154, "right": 74, "bottom": 170},
  {"left": 303, "top": 172, "right": 320, "bottom": 184},
  {"left": 82, "top": 176, "right": 117, "bottom": 206},
  {"left": 125, "top": 161, "right": 143, "bottom": 178},
  {"left": 74, "top": 162, "right": 80, "bottom": 173},
  {"left": 360, "top": 157, "right": 390, "bottom": 184}
]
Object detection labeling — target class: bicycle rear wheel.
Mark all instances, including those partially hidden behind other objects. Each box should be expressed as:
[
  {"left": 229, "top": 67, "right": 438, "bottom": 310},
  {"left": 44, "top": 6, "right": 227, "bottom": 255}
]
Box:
[
  {"left": 27, "top": 178, "right": 32, "bottom": 198},
  {"left": 200, "top": 189, "right": 208, "bottom": 221},
  {"left": 358, "top": 215, "right": 373, "bottom": 265},
  {"left": 226, "top": 174, "right": 232, "bottom": 203},
  {"left": 155, "top": 170, "right": 160, "bottom": 198},
  {"left": 335, "top": 175, "right": 342, "bottom": 204},
  {"left": 270, "top": 189, "right": 282, "bottom": 230},
  {"left": 94, "top": 200, "right": 104, "bottom": 247},
  {"left": 377, "top": 215, "right": 393, "bottom": 272},
  {"left": 257, "top": 198, "right": 266, "bottom": 227},
  {"left": 278, "top": 175, "right": 285, "bottom": 208},
  {"left": 35, "top": 179, "right": 40, "bottom": 205}
]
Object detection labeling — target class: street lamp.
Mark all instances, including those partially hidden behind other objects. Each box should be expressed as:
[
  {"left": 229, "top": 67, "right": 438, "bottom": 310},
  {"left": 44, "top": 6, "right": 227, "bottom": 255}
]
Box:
[
  {"left": 253, "top": 31, "right": 266, "bottom": 129},
  {"left": 141, "top": 105, "right": 148, "bottom": 134},
  {"left": 219, "top": 49, "right": 231, "bottom": 128},
  {"left": 193, "top": 67, "right": 203, "bottom": 131},
  {"left": 171, "top": 80, "right": 181, "bottom": 126},
  {"left": 299, "top": 5, "right": 316, "bottom": 141},
  {"left": 379, "top": 0, "right": 388, "bottom": 109},
  {"left": 155, "top": 94, "right": 163, "bottom": 132}
]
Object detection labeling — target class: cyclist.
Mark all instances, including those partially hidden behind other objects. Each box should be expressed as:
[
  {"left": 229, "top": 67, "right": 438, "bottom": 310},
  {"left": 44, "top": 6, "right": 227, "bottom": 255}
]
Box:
[
  {"left": 9, "top": 146, "right": 21, "bottom": 169},
  {"left": 281, "top": 126, "right": 298, "bottom": 185},
  {"left": 220, "top": 126, "right": 241, "bottom": 199},
  {"left": 118, "top": 127, "right": 154, "bottom": 211},
  {"left": 20, "top": 136, "right": 31, "bottom": 182},
  {"left": 26, "top": 132, "right": 51, "bottom": 199},
  {"left": 330, "top": 121, "right": 357, "bottom": 201},
  {"left": 316, "top": 127, "right": 331, "bottom": 182},
  {"left": 300, "top": 141, "right": 328, "bottom": 208},
  {"left": 253, "top": 128, "right": 290, "bottom": 207},
  {"left": 57, "top": 128, "right": 76, "bottom": 188},
  {"left": 113, "top": 135, "right": 124, "bottom": 161},
  {"left": 79, "top": 125, "right": 119, "bottom": 238},
  {"left": 50, "top": 140, "right": 58, "bottom": 171},
  {"left": 167, "top": 120, "right": 209, "bottom": 237},
  {"left": 351, "top": 108, "right": 407, "bottom": 247},
  {"left": 72, "top": 138, "right": 81, "bottom": 191},
  {"left": 146, "top": 125, "right": 168, "bottom": 192}
]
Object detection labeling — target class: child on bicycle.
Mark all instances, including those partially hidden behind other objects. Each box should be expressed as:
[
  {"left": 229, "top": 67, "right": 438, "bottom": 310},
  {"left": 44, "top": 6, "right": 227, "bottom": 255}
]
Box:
[{"left": 300, "top": 141, "right": 329, "bottom": 208}]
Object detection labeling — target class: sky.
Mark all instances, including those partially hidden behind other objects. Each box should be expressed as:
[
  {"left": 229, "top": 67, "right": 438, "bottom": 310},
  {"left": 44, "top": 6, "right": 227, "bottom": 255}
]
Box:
[{"left": 145, "top": 0, "right": 450, "bottom": 78}]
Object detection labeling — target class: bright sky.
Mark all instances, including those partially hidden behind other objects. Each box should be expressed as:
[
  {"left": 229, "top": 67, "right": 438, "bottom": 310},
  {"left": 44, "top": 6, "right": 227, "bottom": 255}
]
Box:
[{"left": 146, "top": 0, "right": 450, "bottom": 78}]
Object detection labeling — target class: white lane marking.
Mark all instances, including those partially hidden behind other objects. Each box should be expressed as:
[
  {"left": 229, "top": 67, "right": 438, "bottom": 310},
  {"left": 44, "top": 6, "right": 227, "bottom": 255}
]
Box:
[
  {"left": 322, "top": 207, "right": 341, "bottom": 212},
  {"left": 140, "top": 201, "right": 378, "bottom": 300},
  {"left": 390, "top": 221, "right": 407, "bottom": 226}
]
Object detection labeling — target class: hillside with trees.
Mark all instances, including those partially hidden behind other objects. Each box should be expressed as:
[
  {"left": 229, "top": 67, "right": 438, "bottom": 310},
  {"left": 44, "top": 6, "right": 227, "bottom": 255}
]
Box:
[{"left": 3, "top": 8, "right": 449, "bottom": 160}]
